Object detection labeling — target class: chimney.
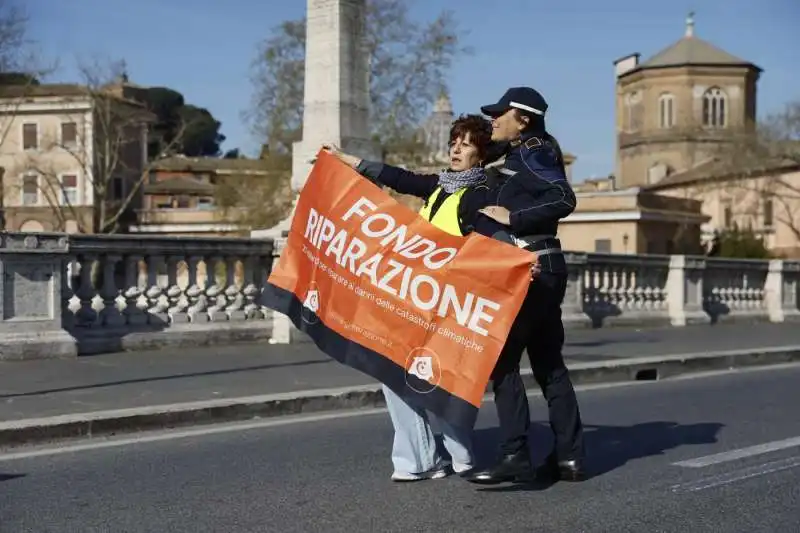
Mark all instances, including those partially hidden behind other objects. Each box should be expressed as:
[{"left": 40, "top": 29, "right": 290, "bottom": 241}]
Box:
[{"left": 614, "top": 53, "right": 640, "bottom": 78}]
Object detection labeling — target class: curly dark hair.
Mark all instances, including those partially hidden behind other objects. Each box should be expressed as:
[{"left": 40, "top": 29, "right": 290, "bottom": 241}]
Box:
[{"left": 449, "top": 114, "right": 492, "bottom": 161}]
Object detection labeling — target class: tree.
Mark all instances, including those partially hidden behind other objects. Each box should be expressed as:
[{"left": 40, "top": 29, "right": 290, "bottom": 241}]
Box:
[
  {"left": 178, "top": 104, "right": 225, "bottom": 157},
  {"left": 0, "top": 71, "right": 37, "bottom": 85},
  {"left": 712, "top": 226, "right": 772, "bottom": 259},
  {"left": 0, "top": 0, "right": 27, "bottom": 73},
  {"left": 701, "top": 101, "right": 800, "bottom": 248},
  {"left": 213, "top": 153, "right": 294, "bottom": 231},
  {"left": 16, "top": 59, "right": 189, "bottom": 233},
  {"left": 246, "top": 0, "right": 470, "bottom": 155},
  {"left": 135, "top": 86, "right": 225, "bottom": 158}
]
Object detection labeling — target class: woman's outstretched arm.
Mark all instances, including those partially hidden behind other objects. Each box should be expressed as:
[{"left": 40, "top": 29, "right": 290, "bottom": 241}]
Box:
[{"left": 322, "top": 144, "right": 440, "bottom": 199}]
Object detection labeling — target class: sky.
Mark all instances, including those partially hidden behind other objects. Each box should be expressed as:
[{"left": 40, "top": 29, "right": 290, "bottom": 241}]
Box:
[{"left": 25, "top": 0, "right": 800, "bottom": 181}]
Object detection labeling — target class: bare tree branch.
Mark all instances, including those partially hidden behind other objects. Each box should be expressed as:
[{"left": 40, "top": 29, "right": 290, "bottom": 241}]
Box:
[
  {"left": 688, "top": 100, "right": 800, "bottom": 251},
  {"left": 244, "top": 0, "right": 470, "bottom": 154},
  {"left": 0, "top": 0, "right": 28, "bottom": 73},
  {"left": 213, "top": 152, "right": 293, "bottom": 230},
  {"left": 7, "top": 58, "right": 196, "bottom": 233}
]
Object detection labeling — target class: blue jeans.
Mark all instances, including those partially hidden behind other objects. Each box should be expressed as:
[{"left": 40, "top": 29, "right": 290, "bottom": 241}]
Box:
[{"left": 382, "top": 384, "right": 475, "bottom": 474}]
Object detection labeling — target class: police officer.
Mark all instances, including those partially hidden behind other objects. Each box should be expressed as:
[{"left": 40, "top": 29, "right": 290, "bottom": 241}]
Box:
[{"left": 464, "top": 87, "right": 586, "bottom": 484}]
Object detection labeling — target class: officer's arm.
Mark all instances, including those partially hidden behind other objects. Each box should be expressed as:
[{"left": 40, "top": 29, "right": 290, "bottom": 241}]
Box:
[
  {"left": 507, "top": 148, "right": 577, "bottom": 233},
  {"left": 460, "top": 185, "right": 516, "bottom": 241},
  {"left": 356, "top": 160, "right": 439, "bottom": 199}
]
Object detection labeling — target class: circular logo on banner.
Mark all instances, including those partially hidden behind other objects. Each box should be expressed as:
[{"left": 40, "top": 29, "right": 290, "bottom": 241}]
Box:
[
  {"left": 404, "top": 347, "right": 442, "bottom": 394},
  {"left": 300, "top": 282, "right": 321, "bottom": 325}
]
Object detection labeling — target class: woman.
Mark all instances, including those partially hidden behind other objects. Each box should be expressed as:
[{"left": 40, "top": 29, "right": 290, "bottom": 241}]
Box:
[{"left": 323, "top": 114, "right": 495, "bottom": 482}]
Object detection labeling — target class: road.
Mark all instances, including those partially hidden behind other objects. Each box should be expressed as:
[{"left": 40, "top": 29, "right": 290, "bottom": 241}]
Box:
[
  {"left": 2, "top": 365, "right": 799, "bottom": 533},
  {"left": 3, "top": 321, "right": 798, "bottom": 421}
]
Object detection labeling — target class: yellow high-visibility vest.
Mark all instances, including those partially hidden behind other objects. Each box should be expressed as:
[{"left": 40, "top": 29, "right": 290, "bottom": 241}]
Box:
[{"left": 418, "top": 186, "right": 467, "bottom": 236}]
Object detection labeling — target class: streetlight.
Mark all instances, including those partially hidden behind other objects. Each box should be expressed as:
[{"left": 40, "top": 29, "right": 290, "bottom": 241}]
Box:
[{"left": 622, "top": 233, "right": 629, "bottom": 254}]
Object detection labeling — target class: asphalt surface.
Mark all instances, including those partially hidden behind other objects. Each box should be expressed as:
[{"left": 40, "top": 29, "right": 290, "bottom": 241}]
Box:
[
  {"left": 2, "top": 364, "right": 799, "bottom": 532},
  {"left": 1, "top": 322, "right": 798, "bottom": 421}
]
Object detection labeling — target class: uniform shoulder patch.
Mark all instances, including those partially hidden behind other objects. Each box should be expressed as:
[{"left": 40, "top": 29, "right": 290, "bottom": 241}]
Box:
[{"left": 524, "top": 136, "right": 543, "bottom": 150}]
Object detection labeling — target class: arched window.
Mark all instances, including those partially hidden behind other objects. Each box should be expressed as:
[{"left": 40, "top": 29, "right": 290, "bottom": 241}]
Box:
[
  {"left": 658, "top": 93, "right": 675, "bottom": 128},
  {"left": 702, "top": 87, "right": 727, "bottom": 128},
  {"left": 624, "top": 91, "right": 643, "bottom": 132}
]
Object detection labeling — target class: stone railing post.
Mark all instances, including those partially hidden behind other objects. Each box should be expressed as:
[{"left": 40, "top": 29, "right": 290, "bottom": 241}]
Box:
[
  {"left": 666, "top": 255, "right": 708, "bottom": 326},
  {"left": 765, "top": 259, "right": 800, "bottom": 322},
  {"left": 268, "top": 237, "right": 293, "bottom": 344},
  {"left": 562, "top": 252, "right": 591, "bottom": 328},
  {"left": 0, "top": 233, "right": 76, "bottom": 360}
]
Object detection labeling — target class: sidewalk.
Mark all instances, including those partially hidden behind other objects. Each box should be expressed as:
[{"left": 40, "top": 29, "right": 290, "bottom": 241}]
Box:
[{"left": 1, "top": 322, "right": 798, "bottom": 425}]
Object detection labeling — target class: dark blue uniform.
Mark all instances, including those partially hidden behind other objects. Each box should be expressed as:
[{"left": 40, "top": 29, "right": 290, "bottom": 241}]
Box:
[
  {"left": 472, "top": 133, "right": 575, "bottom": 271},
  {"left": 466, "top": 88, "right": 585, "bottom": 484}
]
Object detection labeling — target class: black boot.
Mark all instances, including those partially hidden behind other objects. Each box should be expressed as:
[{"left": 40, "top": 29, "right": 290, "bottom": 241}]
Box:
[
  {"left": 534, "top": 452, "right": 587, "bottom": 482},
  {"left": 464, "top": 449, "right": 533, "bottom": 484}
]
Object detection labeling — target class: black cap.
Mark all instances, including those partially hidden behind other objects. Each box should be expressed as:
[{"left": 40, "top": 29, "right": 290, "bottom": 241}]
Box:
[{"left": 480, "top": 87, "right": 548, "bottom": 118}]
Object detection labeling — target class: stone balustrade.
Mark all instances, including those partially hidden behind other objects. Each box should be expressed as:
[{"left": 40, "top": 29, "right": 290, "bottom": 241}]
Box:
[
  {"left": 1, "top": 231, "right": 798, "bottom": 360},
  {"left": 1, "top": 231, "right": 274, "bottom": 360},
  {"left": 559, "top": 252, "right": 800, "bottom": 328}
]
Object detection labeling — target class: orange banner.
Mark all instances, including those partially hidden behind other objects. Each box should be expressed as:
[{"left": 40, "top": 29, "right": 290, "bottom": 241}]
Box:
[{"left": 265, "top": 150, "right": 533, "bottom": 428}]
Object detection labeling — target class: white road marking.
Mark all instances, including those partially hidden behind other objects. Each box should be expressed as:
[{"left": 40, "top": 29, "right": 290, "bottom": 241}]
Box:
[
  {"left": 671, "top": 456, "right": 800, "bottom": 493},
  {"left": 673, "top": 436, "right": 800, "bottom": 468},
  {"left": 0, "top": 408, "right": 390, "bottom": 462}
]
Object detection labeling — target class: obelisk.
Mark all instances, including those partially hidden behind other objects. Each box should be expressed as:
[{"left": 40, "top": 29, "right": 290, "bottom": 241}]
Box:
[{"left": 252, "top": 0, "right": 381, "bottom": 239}]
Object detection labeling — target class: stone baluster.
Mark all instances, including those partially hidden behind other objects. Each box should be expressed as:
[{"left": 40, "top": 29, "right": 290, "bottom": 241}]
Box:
[
  {"left": 185, "top": 255, "right": 208, "bottom": 322},
  {"left": 144, "top": 254, "right": 169, "bottom": 325},
  {"left": 61, "top": 257, "right": 77, "bottom": 329},
  {"left": 98, "top": 254, "right": 125, "bottom": 327},
  {"left": 224, "top": 256, "right": 246, "bottom": 320},
  {"left": 74, "top": 254, "right": 98, "bottom": 327},
  {"left": 582, "top": 262, "right": 598, "bottom": 317},
  {"left": 205, "top": 255, "right": 227, "bottom": 321},
  {"left": 242, "top": 255, "right": 260, "bottom": 318},
  {"left": 166, "top": 255, "right": 189, "bottom": 324},
  {"left": 122, "top": 254, "right": 147, "bottom": 326}
]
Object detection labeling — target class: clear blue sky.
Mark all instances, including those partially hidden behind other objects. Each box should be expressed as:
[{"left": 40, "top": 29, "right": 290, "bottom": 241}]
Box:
[{"left": 26, "top": 0, "right": 799, "bottom": 181}]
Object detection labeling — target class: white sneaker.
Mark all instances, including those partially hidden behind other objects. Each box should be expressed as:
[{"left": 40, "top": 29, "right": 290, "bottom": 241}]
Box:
[
  {"left": 391, "top": 463, "right": 450, "bottom": 482},
  {"left": 452, "top": 462, "right": 474, "bottom": 474}
]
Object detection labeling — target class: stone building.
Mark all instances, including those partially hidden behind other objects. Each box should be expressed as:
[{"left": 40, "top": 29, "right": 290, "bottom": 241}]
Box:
[
  {"left": 0, "top": 83, "right": 152, "bottom": 234},
  {"left": 614, "top": 14, "right": 799, "bottom": 257},
  {"left": 563, "top": 14, "right": 800, "bottom": 257},
  {"left": 133, "top": 155, "right": 284, "bottom": 237},
  {"left": 613, "top": 13, "right": 761, "bottom": 189}
]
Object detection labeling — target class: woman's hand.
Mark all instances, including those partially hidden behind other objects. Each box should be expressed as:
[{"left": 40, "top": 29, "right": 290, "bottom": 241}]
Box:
[
  {"left": 478, "top": 205, "right": 511, "bottom": 225},
  {"left": 530, "top": 258, "right": 541, "bottom": 281},
  {"left": 321, "top": 143, "right": 362, "bottom": 169}
]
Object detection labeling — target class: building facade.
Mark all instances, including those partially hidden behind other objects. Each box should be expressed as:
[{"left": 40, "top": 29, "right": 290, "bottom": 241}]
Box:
[
  {"left": 0, "top": 83, "right": 151, "bottom": 233},
  {"left": 561, "top": 14, "right": 800, "bottom": 257},
  {"left": 133, "top": 155, "right": 285, "bottom": 237}
]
